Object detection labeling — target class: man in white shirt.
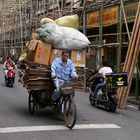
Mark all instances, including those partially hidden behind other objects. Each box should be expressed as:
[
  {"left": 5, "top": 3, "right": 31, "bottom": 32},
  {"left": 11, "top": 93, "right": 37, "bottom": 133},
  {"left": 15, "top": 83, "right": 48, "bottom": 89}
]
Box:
[{"left": 91, "top": 60, "right": 113, "bottom": 98}]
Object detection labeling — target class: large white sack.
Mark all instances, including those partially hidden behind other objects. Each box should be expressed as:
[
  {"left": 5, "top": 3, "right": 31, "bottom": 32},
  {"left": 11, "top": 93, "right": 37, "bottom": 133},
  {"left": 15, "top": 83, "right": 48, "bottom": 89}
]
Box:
[
  {"left": 36, "top": 24, "right": 59, "bottom": 43},
  {"left": 36, "top": 23, "right": 90, "bottom": 50},
  {"left": 36, "top": 24, "right": 65, "bottom": 45}
]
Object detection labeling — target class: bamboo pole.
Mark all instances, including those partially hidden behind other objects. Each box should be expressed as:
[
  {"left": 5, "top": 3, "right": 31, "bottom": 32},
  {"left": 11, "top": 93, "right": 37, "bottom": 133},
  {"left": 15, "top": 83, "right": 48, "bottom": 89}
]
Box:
[
  {"left": 135, "top": 64, "right": 140, "bottom": 100},
  {"left": 118, "top": 22, "right": 140, "bottom": 108},
  {"left": 123, "top": 7, "right": 139, "bottom": 72},
  {"left": 117, "top": 1, "right": 140, "bottom": 102},
  {"left": 97, "top": 0, "right": 103, "bottom": 68},
  {"left": 117, "top": 1, "right": 140, "bottom": 108},
  {"left": 19, "top": 0, "right": 24, "bottom": 51},
  {"left": 53, "top": 0, "right": 55, "bottom": 19},
  {"left": 57, "top": 0, "right": 61, "bottom": 17},
  {"left": 120, "top": 0, "right": 131, "bottom": 41},
  {"left": 3, "top": 0, "right": 6, "bottom": 58},
  {"left": 120, "top": 29, "right": 140, "bottom": 108},
  {"left": 70, "top": 0, "right": 73, "bottom": 15},
  {"left": 117, "top": 2, "right": 122, "bottom": 72}
]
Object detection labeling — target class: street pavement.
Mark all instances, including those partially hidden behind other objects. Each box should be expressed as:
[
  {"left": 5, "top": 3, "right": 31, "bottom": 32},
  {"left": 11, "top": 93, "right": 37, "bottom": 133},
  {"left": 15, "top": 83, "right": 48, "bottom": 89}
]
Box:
[{"left": 0, "top": 66, "right": 140, "bottom": 140}]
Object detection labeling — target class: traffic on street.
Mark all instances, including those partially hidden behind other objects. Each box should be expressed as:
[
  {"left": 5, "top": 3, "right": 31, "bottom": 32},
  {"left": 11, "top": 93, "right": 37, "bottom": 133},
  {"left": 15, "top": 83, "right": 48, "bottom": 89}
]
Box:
[
  {"left": 0, "top": 1, "right": 140, "bottom": 140},
  {"left": 0, "top": 68, "right": 140, "bottom": 140}
]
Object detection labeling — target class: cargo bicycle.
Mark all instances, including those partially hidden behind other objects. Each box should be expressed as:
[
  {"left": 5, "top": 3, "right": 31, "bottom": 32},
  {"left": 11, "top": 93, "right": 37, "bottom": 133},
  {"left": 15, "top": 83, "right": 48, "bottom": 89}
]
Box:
[{"left": 28, "top": 78, "right": 77, "bottom": 129}]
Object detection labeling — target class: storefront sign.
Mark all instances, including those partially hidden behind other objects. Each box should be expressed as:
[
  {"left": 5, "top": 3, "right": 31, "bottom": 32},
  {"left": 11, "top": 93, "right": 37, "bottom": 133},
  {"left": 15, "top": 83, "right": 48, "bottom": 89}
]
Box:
[
  {"left": 124, "top": 2, "right": 138, "bottom": 22},
  {"left": 87, "top": 11, "right": 99, "bottom": 27},
  {"left": 87, "top": 7, "right": 118, "bottom": 27},
  {"left": 103, "top": 7, "right": 118, "bottom": 26},
  {"left": 86, "top": 2, "right": 138, "bottom": 27}
]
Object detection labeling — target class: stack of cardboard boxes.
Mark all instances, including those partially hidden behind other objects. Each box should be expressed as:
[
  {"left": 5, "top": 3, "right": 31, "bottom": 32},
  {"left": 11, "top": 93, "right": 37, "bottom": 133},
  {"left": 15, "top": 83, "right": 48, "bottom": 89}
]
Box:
[
  {"left": 27, "top": 40, "right": 52, "bottom": 65},
  {"left": 27, "top": 39, "right": 86, "bottom": 67},
  {"left": 71, "top": 50, "right": 86, "bottom": 67},
  {"left": 20, "top": 33, "right": 86, "bottom": 91}
]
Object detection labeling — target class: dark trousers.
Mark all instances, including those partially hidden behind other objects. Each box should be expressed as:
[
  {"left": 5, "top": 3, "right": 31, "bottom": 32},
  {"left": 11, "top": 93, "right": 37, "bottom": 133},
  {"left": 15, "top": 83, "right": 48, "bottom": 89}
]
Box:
[{"left": 93, "top": 83, "right": 106, "bottom": 97}]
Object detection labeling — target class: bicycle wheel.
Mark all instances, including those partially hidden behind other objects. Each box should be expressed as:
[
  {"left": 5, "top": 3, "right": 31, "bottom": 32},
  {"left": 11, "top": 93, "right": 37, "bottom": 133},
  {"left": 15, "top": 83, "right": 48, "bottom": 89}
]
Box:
[
  {"left": 28, "top": 92, "right": 36, "bottom": 115},
  {"left": 64, "top": 98, "right": 77, "bottom": 129}
]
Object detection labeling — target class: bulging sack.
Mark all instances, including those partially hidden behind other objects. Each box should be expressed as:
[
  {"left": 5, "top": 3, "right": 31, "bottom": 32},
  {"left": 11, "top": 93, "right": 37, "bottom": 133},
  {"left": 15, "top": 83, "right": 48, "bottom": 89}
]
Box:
[
  {"left": 40, "top": 18, "right": 56, "bottom": 25},
  {"left": 40, "top": 15, "right": 79, "bottom": 29},
  {"left": 36, "top": 23, "right": 90, "bottom": 50},
  {"left": 55, "top": 15, "right": 79, "bottom": 29},
  {"left": 36, "top": 24, "right": 63, "bottom": 44}
]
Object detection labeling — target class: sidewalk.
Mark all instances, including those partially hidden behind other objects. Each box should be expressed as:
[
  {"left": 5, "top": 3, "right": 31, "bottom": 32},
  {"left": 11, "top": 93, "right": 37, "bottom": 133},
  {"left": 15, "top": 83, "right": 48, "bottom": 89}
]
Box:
[{"left": 127, "top": 96, "right": 140, "bottom": 109}]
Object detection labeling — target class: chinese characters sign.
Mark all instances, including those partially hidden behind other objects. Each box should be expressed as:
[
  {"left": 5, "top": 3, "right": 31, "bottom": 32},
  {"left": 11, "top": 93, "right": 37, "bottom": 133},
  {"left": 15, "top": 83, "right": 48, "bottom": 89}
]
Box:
[{"left": 87, "top": 7, "right": 118, "bottom": 27}]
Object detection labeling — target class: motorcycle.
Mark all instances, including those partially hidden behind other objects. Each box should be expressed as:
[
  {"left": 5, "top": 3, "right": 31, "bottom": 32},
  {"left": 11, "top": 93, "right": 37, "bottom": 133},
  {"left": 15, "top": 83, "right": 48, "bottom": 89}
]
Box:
[
  {"left": 86, "top": 69, "right": 118, "bottom": 112},
  {"left": 5, "top": 67, "right": 15, "bottom": 87},
  {"left": 28, "top": 78, "right": 77, "bottom": 129}
]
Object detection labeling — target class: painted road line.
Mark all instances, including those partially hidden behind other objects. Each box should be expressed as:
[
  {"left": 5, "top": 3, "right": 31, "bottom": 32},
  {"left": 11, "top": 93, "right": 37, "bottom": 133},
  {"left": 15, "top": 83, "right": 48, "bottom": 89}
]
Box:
[
  {"left": 126, "top": 104, "right": 138, "bottom": 109},
  {"left": 0, "top": 124, "right": 121, "bottom": 133}
]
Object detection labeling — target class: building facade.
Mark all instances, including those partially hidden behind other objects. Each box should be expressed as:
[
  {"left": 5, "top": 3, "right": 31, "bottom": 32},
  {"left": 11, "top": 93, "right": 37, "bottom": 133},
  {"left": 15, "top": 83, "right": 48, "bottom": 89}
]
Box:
[{"left": 0, "top": 0, "right": 139, "bottom": 72}]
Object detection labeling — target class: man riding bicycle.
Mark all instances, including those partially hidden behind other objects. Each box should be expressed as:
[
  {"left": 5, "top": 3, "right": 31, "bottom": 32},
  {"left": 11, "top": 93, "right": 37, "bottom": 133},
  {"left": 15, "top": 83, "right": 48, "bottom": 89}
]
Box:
[{"left": 51, "top": 50, "right": 78, "bottom": 101}]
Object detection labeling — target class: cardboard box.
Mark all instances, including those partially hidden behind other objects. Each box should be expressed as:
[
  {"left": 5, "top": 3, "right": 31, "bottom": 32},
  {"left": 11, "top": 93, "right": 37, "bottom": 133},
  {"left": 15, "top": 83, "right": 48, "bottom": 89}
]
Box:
[
  {"left": 50, "top": 49, "right": 63, "bottom": 63},
  {"left": 71, "top": 50, "right": 86, "bottom": 67},
  {"left": 28, "top": 40, "right": 39, "bottom": 50},
  {"left": 31, "top": 32, "right": 39, "bottom": 40},
  {"left": 27, "top": 40, "right": 39, "bottom": 61},
  {"left": 27, "top": 40, "right": 52, "bottom": 65}
]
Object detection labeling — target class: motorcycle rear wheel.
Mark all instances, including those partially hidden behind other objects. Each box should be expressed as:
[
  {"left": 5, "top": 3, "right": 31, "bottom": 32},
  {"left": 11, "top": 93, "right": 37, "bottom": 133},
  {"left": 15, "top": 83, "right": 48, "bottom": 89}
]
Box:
[
  {"left": 89, "top": 94, "right": 96, "bottom": 106},
  {"left": 64, "top": 98, "right": 77, "bottom": 129},
  {"left": 9, "top": 80, "right": 13, "bottom": 88},
  {"left": 108, "top": 101, "right": 117, "bottom": 112},
  {"left": 29, "top": 92, "right": 36, "bottom": 115}
]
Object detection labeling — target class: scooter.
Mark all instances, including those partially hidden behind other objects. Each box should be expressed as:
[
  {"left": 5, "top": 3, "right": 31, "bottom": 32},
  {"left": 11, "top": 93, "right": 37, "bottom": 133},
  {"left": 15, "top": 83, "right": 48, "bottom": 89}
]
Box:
[
  {"left": 86, "top": 69, "right": 117, "bottom": 112},
  {"left": 5, "top": 67, "right": 15, "bottom": 87}
]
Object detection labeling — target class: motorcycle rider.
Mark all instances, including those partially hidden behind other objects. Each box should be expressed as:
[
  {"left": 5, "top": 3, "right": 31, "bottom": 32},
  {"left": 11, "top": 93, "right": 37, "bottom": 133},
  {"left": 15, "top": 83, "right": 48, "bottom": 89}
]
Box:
[
  {"left": 51, "top": 50, "right": 78, "bottom": 101},
  {"left": 3, "top": 56, "right": 16, "bottom": 79},
  {"left": 90, "top": 60, "right": 113, "bottom": 99}
]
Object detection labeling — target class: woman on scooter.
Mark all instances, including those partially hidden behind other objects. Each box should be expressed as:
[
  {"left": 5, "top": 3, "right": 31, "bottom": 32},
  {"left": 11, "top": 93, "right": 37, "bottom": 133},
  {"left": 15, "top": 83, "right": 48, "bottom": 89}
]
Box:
[{"left": 3, "top": 56, "right": 16, "bottom": 79}]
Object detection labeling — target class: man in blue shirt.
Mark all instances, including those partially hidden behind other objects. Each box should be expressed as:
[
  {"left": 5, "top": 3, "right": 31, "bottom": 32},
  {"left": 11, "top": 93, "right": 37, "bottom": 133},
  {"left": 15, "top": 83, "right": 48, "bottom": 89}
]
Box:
[{"left": 51, "top": 50, "right": 78, "bottom": 101}]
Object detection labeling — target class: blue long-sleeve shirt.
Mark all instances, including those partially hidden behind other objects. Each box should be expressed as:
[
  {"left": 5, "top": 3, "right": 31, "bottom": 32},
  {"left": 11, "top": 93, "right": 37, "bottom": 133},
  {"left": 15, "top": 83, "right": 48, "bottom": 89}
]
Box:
[{"left": 51, "top": 57, "right": 77, "bottom": 85}]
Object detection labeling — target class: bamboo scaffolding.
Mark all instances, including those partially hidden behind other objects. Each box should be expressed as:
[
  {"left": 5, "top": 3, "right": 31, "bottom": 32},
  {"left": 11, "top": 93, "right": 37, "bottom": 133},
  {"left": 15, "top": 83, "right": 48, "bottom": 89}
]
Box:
[
  {"left": 117, "top": 2, "right": 140, "bottom": 101},
  {"left": 117, "top": 1, "right": 140, "bottom": 108},
  {"left": 118, "top": 29, "right": 140, "bottom": 108},
  {"left": 0, "top": 0, "right": 138, "bottom": 92}
]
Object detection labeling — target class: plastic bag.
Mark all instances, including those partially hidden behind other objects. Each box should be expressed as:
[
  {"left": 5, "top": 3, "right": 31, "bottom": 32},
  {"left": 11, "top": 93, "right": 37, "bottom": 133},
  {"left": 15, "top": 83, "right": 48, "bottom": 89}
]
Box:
[
  {"left": 19, "top": 53, "right": 27, "bottom": 61},
  {"left": 36, "top": 24, "right": 62, "bottom": 43},
  {"left": 55, "top": 15, "right": 79, "bottom": 29},
  {"left": 40, "top": 18, "right": 55, "bottom": 25},
  {"left": 36, "top": 23, "right": 90, "bottom": 50},
  {"left": 18, "top": 43, "right": 29, "bottom": 62}
]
